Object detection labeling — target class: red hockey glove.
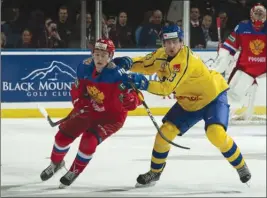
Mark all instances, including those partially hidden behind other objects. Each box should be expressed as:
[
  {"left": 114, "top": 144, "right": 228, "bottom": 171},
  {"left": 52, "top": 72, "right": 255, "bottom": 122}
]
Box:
[
  {"left": 70, "top": 81, "right": 91, "bottom": 110},
  {"left": 121, "top": 90, "right": 142, "bottom": 111}
]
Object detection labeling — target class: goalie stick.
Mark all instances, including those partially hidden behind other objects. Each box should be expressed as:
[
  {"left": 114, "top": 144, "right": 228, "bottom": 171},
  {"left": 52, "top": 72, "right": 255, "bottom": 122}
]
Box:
[
  {"left": 129, "top": 82, "right": 190, "bottom": 150},
  {"left": 216, "top": 17, "right": 222, "bottom": 46}
]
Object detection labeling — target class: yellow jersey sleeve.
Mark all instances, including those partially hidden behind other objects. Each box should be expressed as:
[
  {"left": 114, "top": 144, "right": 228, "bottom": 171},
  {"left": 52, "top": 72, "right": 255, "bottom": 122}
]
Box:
[
  {"left": 147, "top": 46, "right": 190, "bottom": 96},
  {"left": 130, "top": 48, "right": 167, "bottom": 75}
]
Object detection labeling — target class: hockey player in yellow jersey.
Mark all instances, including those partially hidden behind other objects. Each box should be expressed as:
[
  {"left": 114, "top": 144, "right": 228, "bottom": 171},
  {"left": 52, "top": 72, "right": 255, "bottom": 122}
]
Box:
[{"left": 116, "top": 23, "right": 251, "bottom": 187}]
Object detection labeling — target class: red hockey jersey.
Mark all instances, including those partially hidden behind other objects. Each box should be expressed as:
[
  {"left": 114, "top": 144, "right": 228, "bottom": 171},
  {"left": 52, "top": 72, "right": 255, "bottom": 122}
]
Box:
[
  {"left": 72, "top": 57, "right": 140, "bottom": 122},
  {"left": 222, "top": 21, "right": 267, "bottom": 77}
]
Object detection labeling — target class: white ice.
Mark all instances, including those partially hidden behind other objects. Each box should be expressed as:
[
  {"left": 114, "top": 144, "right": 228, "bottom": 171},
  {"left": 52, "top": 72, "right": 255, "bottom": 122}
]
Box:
[{"left": 1, "top": 117, "right": 266, "bottom": 197}]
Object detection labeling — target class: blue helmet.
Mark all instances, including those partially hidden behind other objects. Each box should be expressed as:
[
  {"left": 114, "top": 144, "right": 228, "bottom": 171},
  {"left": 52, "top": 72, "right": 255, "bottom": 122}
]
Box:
[{"left": 161, "top": 24, "right": 184, "bottom": 41}]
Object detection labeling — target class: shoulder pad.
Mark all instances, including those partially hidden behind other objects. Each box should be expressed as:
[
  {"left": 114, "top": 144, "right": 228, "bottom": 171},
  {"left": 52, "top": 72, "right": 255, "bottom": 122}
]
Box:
[{"left": 83, "top": 57, "right": 93, "bottom": 65}]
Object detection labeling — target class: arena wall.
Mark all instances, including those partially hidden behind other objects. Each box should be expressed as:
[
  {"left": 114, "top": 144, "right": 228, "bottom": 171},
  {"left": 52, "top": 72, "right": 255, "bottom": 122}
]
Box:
[{"left": 1, "top": 50, "right": 265, "bottom": 118}]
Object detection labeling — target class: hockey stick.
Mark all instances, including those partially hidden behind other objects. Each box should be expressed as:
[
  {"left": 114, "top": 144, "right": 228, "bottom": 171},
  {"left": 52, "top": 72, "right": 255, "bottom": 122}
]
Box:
[
  {"left": 37, "top": 104, "right": 70, "bottom": 127},
  {"left": 129, "top": 82, "right": 190, "bottom": 150},
  {"left": 216, "top": 17, "right": 222, "bottom": 46}
]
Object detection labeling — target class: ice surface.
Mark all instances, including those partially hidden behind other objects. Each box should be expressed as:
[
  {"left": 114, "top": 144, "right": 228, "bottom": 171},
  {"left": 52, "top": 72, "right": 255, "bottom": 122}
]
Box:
[{"left": 1, "top": 117, "right": 266, "bottom": 197}]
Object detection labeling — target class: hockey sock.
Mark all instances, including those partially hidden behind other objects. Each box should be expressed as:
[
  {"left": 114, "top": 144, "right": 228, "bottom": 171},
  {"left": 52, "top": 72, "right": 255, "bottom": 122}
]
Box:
[
  {"left": 51, "top": 131, "right": 74, "bottom": 164},
  {"left": 69, "top": 132, "right": 98, "bottom": 174},
  {"left": 151, "top": 122, "right": 181, "bottom": 173},
  {"left": 206, "top": 124, "right": 245, "bottom": 169}
]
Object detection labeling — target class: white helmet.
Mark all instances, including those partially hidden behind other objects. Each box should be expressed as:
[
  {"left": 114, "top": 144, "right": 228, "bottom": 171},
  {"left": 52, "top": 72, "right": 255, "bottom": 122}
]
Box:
[{"left": 250, "top": 3, "right": 266, "bottom": 29}]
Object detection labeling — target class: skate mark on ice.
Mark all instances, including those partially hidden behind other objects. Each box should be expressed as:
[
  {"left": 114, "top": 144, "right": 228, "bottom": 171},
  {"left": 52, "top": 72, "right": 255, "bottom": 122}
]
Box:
[
  {"left": 174, "top": 190, "right": 241, "bottom": 196},
  {"left": 1, "top": 181, "right": 44, "bottom": 191},
  {"left": 92, "top": 186, "right": 136, "bottom": 193}
]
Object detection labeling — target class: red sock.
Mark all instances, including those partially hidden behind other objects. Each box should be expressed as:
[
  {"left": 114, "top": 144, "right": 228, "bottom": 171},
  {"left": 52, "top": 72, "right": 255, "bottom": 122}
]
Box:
[
  {"left": 69, "top": 132, "right": 98, "bottom": 174},
  {"left": 51, "top": 132, "right": 74, "bottom": 164}
]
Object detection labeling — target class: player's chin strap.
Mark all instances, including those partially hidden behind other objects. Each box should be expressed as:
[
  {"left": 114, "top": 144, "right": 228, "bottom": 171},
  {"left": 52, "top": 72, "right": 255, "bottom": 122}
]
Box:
[{"left": 129, "top": 82, "right": 190, "bottom": 150}]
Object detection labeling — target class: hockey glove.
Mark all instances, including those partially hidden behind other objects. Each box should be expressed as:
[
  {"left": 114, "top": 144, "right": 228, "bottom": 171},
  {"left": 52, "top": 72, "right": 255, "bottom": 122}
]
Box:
[
  {"left": 113, "top": 56, "right": 133, "bottom": 71},
  {"left": 128, "top": 73, "right": 149, "bottom": 90},
  {"left": 70, "top": 82, "right": 91, "bottom": 111},
  {"left": 120, "top": 91, "right": 142, "bottom": 111}
]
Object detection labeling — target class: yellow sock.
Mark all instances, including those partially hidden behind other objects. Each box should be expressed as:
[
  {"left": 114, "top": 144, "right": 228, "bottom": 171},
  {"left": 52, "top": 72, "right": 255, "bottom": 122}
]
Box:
[
  {"left": 151, "top": 121, "right": 180, "bottom": 172},
  {"left": 206, "top": 124, "right": 245, "bottom": 169}
]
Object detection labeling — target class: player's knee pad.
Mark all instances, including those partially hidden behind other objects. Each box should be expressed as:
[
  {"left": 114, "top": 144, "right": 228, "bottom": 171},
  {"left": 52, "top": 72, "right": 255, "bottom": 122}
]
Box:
[
  {"left": 155, "top": 122, "right": 181, "bottom": 146},
  {"left": 206, "top": 124, "right": 229, "bottom": 149},
  {"left": 55, "top": 131, "right": 75, "bottom": 147},
  {"left": 79, "top": 132, "right": 98, "bottom": 155},
  {"left": 228, "top": 70, "right": 255, "bottom": 101}
]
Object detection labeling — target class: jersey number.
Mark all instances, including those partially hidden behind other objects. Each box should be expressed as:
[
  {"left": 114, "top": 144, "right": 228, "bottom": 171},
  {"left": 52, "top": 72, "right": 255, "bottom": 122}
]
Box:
[{"left": 168, "top": 73, "right": 176, "bottom": 82}]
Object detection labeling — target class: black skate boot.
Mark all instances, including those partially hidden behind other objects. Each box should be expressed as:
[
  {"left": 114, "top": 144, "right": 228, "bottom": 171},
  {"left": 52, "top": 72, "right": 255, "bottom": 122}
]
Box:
[
  {"left": 59, "top": 170, "right": 79, "bottom": 188},
  {"left": 40, "top": 160, "right": 65, "bottom": 181},
  {"left": 237, "top": 163, "right": 251, "bottom": 183},
  {"left": 135, "top": 162, "right": 166, "bottom": 188}
]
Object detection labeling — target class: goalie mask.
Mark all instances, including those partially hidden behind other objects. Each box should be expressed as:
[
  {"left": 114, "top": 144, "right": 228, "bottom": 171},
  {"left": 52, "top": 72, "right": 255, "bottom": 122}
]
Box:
[{"left": 250, "top": 3, "right": 266, "bottom": 29}]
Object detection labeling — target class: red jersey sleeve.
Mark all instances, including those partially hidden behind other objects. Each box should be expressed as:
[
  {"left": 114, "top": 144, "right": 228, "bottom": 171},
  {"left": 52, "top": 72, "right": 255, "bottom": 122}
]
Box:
[{"left": 222, "top": 24, "right": 241, "bottom": 56}]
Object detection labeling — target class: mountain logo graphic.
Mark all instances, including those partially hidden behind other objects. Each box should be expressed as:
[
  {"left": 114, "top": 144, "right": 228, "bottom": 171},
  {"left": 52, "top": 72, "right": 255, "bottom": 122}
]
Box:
[{"left": 21, "top": 61, "right": 76, "bottom": 81}]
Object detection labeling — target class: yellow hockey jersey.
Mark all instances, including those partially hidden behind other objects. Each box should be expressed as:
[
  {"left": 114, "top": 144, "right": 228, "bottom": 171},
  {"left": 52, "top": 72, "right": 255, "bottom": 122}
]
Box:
[{"left": 131, "top": 46, "right": 229, "bottom": 111}]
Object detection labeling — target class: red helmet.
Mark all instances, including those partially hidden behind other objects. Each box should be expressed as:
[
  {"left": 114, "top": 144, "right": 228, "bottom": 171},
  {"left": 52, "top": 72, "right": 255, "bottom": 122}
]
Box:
[
  {"left": 94, "top": 38, "right": 115, "bottom": 57},
  {"left": 250, "top": 3, "right": 266, "bottom": 29}
]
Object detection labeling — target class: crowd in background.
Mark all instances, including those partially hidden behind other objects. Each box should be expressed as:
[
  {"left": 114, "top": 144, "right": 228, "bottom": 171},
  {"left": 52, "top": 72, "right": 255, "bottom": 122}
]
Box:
[{"left": 1, "top": 0, "right": 265, "bottom": 50}]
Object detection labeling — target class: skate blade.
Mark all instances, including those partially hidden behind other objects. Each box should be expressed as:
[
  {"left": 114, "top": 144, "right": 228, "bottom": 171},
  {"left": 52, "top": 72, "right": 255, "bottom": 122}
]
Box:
[
  {"left": 58, "top": 183, "right": 69, "bottom": 189},
  {"left": 135, "top": 181, "right": 156, "bottom": 188}
]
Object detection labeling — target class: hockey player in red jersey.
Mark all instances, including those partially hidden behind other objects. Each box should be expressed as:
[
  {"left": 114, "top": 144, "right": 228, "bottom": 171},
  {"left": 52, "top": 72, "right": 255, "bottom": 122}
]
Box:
[
  {"left": 40, "top": 38, "right": 142, "bottom": 188},
  {"left": 212, "top": 3, "right": 266, "bottom": 119}
]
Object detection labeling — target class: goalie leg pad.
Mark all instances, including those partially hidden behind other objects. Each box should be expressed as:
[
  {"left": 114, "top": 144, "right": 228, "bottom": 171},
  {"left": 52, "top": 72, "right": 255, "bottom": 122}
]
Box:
[{"left": 228, "top": 69, "right": 255, "bottom": 101}]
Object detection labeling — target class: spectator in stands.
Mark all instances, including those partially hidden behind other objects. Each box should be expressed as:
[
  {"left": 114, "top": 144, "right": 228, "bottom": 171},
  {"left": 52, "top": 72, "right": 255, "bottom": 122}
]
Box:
[
  {"left": 45, "top": 21, "right": 66, "bottom": 48},
  {"left": 217, "top": 11, "right": 231, "bottom": 42},
  {"left": 70, "top": 12, "right": 95, "bottom": 48},
  {"left": 138, "top": 9, "right": 163, "bottom": 48},
  {"left": 176, "top": 19, "right": 183, "bottom": 29},
  {"left": 56, "top": 6, "right": 72, "bottom": 47},
  {"left": 190, "top": 6, "right": 206, "bottom": 48},
  {"left": 135, "top": 11, "right": 153, "bottom": 47},
  {"left": 15, "top": 28, "right": 36, "bottom": 48},
  {"left": 27, "top": 10, "right": 46, "bottom": 48},
  {"left": 1, "top": 32, "right": 7, "bottom": 48},
  {"left": 45, "top": 18, "right": 53, "bottom": 30},
  {"left": 101, "top": 14, "right": 109, "bottom": 39},
  {"left": 109, "top": 11, "right": 134, "bottom": 48},
  {"left": 2, "top": 7, "right": 23, "bottom": 48},
  {"left": 201, "top": 14, "right": 219, "bottom": 49},
  {"left": 222, "top": 0, "right": 250, "bottom": 29},
  {"left": 107, "top": 15, "right": 116, "bottom": 33},
  {"left": 37, "top": 17, "right": 53, "bottom": 48}
]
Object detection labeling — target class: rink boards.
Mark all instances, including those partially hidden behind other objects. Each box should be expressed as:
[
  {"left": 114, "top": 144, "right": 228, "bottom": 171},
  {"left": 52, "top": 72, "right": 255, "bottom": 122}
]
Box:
[{"left": 1, "top": 50, "right": 266, "bottom": 118}]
